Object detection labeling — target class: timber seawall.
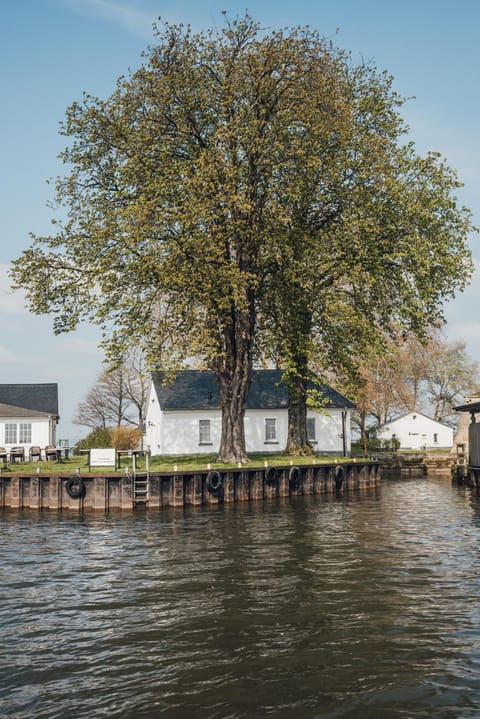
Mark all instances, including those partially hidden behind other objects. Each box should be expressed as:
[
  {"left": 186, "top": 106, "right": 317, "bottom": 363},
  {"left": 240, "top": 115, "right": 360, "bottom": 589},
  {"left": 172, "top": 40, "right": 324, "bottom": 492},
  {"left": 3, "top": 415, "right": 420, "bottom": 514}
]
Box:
[{"left": 0, "top": 461, "right": 380, "bottom": 512}]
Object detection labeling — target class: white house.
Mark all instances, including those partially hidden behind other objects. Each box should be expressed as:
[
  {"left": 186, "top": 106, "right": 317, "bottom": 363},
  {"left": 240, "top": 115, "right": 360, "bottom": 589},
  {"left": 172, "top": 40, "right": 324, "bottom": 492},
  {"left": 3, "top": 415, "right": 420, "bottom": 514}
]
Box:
[
  {"left": 144, "top": 369, "right": 355, "bottom": 456},
  {"left": 0, "top": 384, "right": 59, "bottom": 458},
  {"left": 376, "top": 411, "right": 453, "bottom": 450}
]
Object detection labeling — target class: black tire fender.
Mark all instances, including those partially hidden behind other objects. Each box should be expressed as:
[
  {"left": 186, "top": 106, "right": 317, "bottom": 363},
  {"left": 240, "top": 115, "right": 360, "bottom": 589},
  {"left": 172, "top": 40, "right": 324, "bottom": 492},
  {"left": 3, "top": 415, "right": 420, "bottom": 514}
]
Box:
[
  {"left": 334, "top": 465, "right": 345, "bottom": 489},
  {"left": 265, "top": 466, "right": 278, "bottom": 485},
  {"left": 206, "top": 470, "right": 222, "bottom": 493},
  {"left": 289, "top": 465, "right": 301, "bottom": 486},
  {"left": 66, "top": 476, "right": 85, "bottom": 499}
]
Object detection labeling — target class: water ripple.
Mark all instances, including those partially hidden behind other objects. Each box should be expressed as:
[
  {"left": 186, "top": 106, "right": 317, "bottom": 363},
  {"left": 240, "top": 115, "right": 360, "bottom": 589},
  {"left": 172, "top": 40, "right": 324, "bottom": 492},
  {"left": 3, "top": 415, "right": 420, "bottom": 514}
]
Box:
[{"left": 1, "top": 480, "right": 480, "bottom": 718}]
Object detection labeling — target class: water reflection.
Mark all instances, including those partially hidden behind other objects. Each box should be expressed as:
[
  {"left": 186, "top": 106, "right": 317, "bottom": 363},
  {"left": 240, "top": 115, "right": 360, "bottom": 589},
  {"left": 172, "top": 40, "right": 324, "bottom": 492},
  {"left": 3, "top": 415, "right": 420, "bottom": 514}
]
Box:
[{"left": 1, "top": 480, "right": 480, "bottom": 718}]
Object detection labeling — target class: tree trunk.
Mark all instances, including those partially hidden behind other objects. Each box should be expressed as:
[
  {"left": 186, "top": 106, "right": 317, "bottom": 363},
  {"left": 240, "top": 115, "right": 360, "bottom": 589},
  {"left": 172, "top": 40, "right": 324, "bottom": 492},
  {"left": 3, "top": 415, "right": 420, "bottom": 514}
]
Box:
[
  {"left": 216, "top": 292, "right": 255, "bottom": 464},
  {"left": 361, "top": 425, "right": 368, "bottom": 456},
  {"left": 357, "top": 408, "right": 368, "bottom": 455},
  {"left": 284, "top": 301, "right": 313, "bottom": 455},
  {"left": 218, "top": 382, "right": 249, "bottom": 464},
  {"left": 286, "top": 379, "right": 310, "bottom": 453}
]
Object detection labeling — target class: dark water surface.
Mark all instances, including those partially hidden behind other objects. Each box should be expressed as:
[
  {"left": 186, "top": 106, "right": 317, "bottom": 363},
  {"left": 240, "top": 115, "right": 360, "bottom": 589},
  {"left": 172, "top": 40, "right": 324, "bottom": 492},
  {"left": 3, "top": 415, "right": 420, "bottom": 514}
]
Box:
[{"left": 1, "top": 477, "right": 480, "bottom": 718}]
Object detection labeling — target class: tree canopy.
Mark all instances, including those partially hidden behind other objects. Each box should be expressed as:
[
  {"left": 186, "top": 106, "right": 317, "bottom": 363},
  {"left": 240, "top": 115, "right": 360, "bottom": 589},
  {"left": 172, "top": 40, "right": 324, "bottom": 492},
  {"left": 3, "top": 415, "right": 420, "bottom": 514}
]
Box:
[{"left": 10, "top": 15, "right": 475, "bottom": 462}]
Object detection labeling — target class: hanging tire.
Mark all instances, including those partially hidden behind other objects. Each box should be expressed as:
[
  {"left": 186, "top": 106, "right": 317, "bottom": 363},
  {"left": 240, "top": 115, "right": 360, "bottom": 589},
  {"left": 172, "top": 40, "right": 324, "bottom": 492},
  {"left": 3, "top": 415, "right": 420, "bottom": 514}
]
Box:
[
  {"left": 66, "top": 476, "right": 85, "bottom": 499},
  {"left": 334, "top": 465, "right": 345, "bottom": 489},
  {"left": 265, "top": 466, "right": 278, "bottom": 485},
  {"left": 289, "top": 465, "right": 301, "bottom": 487},
  {"left": 206, "top": 470, "right": 222, "bottom": 493}
]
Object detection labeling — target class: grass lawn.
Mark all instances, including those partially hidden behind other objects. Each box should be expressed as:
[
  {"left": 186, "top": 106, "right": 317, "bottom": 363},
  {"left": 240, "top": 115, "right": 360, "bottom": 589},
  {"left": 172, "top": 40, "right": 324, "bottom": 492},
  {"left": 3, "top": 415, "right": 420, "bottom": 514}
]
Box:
[{"left": 1, "top": 451, "right": 351, "bottom": 475}]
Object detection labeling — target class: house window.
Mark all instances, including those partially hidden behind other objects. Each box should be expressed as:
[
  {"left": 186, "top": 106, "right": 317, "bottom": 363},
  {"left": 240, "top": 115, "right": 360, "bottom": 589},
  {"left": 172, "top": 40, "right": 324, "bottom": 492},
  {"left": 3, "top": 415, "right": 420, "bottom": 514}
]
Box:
[
  {"left": 434, "top": 433, "right": 438, "bottom": 443},
  {"left": 265, "top": 418, "right": 277, "bottom": 443},
  {"left": 307, "top": 417, "right": 316, "bottom": 443},
  {"left": 5, "top": 423, "right": 17, "bottom": 444},
  {"left": 19, "top": 423, "right": 32, "bottom": 444},
  {"left": 199, "top": 419, "right": 212, "bottom": 444}
]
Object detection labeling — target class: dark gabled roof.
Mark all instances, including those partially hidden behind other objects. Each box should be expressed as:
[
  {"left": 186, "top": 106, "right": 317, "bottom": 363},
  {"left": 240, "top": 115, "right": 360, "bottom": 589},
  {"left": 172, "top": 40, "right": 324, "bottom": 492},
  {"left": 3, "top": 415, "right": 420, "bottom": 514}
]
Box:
[
  {"left": 0, "top": 384, "right": 59, "bottom": 418},
  {"left": 151, "top": 370, "right": 355, "bottom": 411}
]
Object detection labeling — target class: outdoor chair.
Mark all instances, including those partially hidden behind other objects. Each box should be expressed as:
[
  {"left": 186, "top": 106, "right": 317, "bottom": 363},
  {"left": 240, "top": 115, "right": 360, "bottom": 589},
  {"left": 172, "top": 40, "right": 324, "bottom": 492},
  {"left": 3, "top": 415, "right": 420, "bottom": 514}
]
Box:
[
  {"left": 29, "top": 446, "right": 42, "bottom": 462},
  {"left": 44, "top": 445, "right": 58, "bottom": 462},
  {"left": 0, "top": 447, "right": 7, "bottom": 467},
  {"left": 10, "top": 446, "right": 25, "bottom": 463}
]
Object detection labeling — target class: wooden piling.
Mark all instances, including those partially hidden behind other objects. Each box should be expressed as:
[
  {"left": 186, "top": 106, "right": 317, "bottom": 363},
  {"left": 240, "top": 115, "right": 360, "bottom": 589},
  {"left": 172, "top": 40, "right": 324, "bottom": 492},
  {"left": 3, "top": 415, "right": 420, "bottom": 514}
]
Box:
[{"left": 0, "top": 460, "right": 380, "bottom": 512}]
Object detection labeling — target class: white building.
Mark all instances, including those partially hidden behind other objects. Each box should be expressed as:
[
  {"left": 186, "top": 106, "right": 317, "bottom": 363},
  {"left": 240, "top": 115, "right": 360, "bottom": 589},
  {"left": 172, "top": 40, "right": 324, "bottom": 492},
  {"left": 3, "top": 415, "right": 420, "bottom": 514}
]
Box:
[
  {"left": 145, "top": 370, "right": 355, "bottom": 456},
  {"left": 376, "top": 411, "right": 453, "bottom": 450},
  {"left": 0, "top": 383, "right": 59, "bottom": 458}
]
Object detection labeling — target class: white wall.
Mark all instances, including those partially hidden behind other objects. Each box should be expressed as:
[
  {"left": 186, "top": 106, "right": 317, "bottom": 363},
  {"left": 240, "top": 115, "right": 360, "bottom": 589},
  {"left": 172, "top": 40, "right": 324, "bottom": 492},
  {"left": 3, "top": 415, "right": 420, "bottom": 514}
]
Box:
[
  {"left": 144, "top": 384, "right": 351, "bottom": 456},
  {"left": 377, "top": 412, "right": 453, "bottom": 450},
  {"left": 160, "top": 409, "right": 223, "bottom": 455},
  {"left": 312, "top": 409, "right": 349, "bottom": 454},
  {"left": 244, "top": 409, "right": 287, "bottom": 453},
  {"left": 0, "top": 416, "right": 53, "bottom": 456},
  {"left": 246, "top": 409, "right": 348, "bottom": 454}
]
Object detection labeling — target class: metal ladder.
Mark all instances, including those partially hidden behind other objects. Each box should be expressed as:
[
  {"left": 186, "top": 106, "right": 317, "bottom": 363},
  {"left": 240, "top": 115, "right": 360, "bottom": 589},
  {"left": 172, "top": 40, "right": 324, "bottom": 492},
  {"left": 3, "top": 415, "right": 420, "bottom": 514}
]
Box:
[{"left": 132, "top": 452, "right": 150, "bottom": 507}]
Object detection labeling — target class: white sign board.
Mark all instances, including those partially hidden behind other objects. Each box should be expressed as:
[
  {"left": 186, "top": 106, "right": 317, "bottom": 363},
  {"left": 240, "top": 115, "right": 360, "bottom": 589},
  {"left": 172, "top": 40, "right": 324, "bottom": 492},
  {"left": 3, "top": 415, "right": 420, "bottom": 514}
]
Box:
[{"left": 90, "top": 448, "right": 116, "bottom": 467}]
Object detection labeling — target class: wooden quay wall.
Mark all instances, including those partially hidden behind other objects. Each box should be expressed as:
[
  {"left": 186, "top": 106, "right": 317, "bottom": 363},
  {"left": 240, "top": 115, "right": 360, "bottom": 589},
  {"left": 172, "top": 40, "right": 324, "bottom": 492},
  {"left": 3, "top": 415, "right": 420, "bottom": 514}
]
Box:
[{"left": 0, "top": 461, "right": 380, "bottom": 512}]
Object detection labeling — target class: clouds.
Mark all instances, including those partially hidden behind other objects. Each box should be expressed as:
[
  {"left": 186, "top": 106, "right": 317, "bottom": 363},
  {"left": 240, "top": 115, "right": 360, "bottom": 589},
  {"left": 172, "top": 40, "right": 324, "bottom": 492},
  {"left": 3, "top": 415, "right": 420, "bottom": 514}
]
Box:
[
  {"left": 0, "top": 264, "right": 28, "bottom": 317},
  {"left": 0, "top": 345, "right": 19, "bottom": 364},
  {"left": 64, "top": 0, "right": 157, "bottom": 38},
  {"left": 0, "top": 261, "right": 103, "bottom": 441},
  {"left": 446, "top": 322, "right": 480, "bottom": 362}
]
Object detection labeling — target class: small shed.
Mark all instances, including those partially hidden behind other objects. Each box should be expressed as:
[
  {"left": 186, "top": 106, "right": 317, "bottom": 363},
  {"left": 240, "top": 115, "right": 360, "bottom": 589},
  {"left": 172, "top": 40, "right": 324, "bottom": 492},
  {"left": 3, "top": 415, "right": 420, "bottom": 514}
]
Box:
[{"left": 376, "top": 411, "right": 453, "bottom": 450}]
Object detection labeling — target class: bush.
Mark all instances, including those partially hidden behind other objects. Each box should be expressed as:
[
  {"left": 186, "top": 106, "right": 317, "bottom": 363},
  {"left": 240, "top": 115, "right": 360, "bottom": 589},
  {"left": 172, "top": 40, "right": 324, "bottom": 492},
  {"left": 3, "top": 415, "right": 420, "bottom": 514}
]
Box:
[
  {"left": 110, "top": 426, "right": 143, "bottom": 450},
  {"left": 75, "top": 427, "right": 112, "bottom": 451},
  {"left": 75, "top": 426, "right": 143, "bottom": 452},
  {"left": 365, "top": 432, "right": 400, "bottom": 453}
]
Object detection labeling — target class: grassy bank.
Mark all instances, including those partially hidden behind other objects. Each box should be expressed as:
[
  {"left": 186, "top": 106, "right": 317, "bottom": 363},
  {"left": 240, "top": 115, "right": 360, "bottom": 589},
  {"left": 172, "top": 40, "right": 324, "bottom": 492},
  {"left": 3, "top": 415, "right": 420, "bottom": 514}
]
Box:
[{"left": 2, "top": 452, "right": 351, "bottom": 475}]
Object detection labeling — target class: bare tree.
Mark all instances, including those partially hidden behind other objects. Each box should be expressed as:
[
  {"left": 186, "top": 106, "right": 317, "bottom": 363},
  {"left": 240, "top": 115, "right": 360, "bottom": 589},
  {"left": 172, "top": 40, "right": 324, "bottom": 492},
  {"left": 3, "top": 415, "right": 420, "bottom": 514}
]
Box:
[
  {"left": 392, "top": 332, "right": 479, "bottom": 423},
  {"left": 425, "top": 337, "right": 479, "bottom": 424},
  {"left": 119, "top": 350, "right": 149, "bottom": 431},
  {"left": 73, "top": 349, "right": 149, "bottom": 431},
  {"left": 336, "top": 329, "right": 479, "bottom": 451},
  {"left": 73, "top": 380, "right": 114, "bottom": 430}
]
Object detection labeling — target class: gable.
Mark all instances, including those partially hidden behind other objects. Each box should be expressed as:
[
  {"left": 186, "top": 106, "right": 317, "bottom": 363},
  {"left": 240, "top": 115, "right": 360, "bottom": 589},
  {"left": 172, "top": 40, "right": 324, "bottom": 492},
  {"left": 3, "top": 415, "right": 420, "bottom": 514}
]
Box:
[
  {"left": 0, "top": 384, "right": 59, "bottom": 418},
  {"left": 151, "top": 370, "right": 355, "bottom": 411},
  {"left": 380, "top": 412, "right": 452, "bottom": 431}
]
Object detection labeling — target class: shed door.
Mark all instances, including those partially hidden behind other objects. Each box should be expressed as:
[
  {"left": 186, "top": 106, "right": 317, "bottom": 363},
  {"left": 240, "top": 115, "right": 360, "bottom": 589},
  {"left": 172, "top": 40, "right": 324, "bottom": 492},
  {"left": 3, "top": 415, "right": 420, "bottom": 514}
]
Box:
[{"left": 409, "top": 432, "right": 425, "bottom": 450}]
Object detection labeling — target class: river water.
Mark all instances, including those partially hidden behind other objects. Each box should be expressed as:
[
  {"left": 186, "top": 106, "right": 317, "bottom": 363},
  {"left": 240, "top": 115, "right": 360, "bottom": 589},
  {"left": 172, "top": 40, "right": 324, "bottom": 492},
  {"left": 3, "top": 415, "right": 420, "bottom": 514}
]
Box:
[{"left": 1, "top": 477, "right": 480, "bottom": 719}]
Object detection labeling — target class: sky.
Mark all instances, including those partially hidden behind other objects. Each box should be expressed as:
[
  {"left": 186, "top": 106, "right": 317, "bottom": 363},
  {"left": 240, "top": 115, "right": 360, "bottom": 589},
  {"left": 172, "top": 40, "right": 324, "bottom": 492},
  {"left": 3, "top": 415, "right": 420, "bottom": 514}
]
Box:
[{"left": 1, "top": 0, "right": 480, "bottom": 444}]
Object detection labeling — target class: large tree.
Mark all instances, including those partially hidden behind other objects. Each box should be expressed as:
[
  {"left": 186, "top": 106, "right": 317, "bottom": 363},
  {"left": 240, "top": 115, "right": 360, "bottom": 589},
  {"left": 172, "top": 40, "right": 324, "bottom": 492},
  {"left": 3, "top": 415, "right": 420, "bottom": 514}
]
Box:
[
  {"left": 10, "top": 16, "right": 474, "bottom": 462},
  {"left": 260, "top": 89, "right": 474, "bottom": 451},
  {"left": 11, "top": 17, "right": 355, "bottom": 462}
]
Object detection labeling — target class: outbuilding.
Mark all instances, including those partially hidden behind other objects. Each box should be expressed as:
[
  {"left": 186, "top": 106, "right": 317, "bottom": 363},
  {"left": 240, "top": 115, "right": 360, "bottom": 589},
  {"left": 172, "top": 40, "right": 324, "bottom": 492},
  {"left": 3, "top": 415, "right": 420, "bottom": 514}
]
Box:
[
  {"left": 0, "top": 383, "right": 59, "bottom": 459},
  {"left": 145, "top": 369, "right": 354, "bottom": 456},
  {"left": 376, "top": 411, "right": 453, "bottom": 450}
]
